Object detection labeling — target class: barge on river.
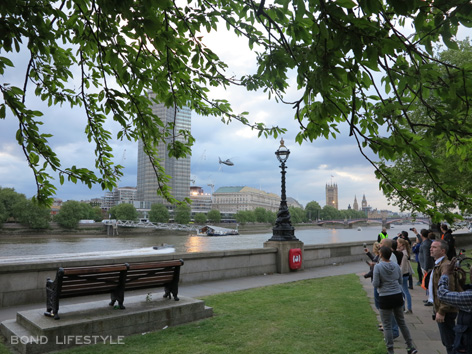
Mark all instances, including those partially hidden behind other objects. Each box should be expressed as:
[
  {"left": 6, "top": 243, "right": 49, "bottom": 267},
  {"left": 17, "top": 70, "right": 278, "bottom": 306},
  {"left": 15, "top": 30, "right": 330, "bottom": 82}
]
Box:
[{"left": 197, "top": 225, "right": 239, "bottom": 236}]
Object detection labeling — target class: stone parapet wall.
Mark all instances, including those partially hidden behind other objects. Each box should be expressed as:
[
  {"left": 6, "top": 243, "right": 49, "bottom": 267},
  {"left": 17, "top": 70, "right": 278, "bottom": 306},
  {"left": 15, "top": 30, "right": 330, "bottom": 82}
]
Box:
[
  {"left": 453, "top": 232, "right": 472, "bottom": 248},
  {"left": 303, "top": 243, "right": 366, "bottom": 268},
  {"left": 0, "top": 248, "right": 278, "bottom": 309},
  {"left": 1, "top": 234, "right": 472, "bottom": 309}
]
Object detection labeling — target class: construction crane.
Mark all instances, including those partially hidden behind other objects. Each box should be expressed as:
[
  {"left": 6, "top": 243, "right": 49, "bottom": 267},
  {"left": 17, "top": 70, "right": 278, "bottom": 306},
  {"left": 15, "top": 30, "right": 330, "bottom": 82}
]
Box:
[{"left": 207, "top": 183, "right": 214, "bottom": 196}]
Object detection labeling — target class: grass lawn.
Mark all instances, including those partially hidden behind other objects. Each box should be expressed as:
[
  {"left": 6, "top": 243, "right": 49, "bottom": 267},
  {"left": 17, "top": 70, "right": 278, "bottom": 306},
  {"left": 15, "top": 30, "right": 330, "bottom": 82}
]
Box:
[{"left": 7, "top": 274, "right": 387, "bottom": 354}]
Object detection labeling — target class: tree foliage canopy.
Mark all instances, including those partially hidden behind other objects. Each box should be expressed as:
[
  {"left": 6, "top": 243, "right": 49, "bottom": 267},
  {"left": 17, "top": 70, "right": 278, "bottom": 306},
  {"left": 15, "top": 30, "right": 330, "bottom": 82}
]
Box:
[
  {"left": 305, "top": 201, "right": 322, "bottom": 221},
  {"left": 174, "top": 204, "right": 191, "bottom": 224},
  {"left": 193, "top": 212, "right": 207, "bottom": 224},
  {"left": 2, "top": 0, "right": 472, "bottom": 220},
  {"left": 149, "top": 203, "right": 169, "bottom": 223},
  {"left": 0, "top": 187, "right": 27, "bottom": 221},
  {"left": 12, "top": 199, "right": 51, "bottom": 229},
  {"left": 109, "top": 203, "right": 138, "bottom": 221},
  {"left": 254, "top": 207, "right": 268, "bottom": 223},
  {"left": 289, "top": 206, "right": 305, "bottom": 223},
  {"left": 91, "top": 206, "right": 103, "bottom": 222},
  {"left": 0, "top": 187, "right": 50, "bottom": 228},
  {"left": 207, "top": 209, "right": 221, "bottom": 223},
  {"left": 383, "top": 40, "right": 472, "bottom": 221},
  {"left": 54, "top": 200, "right": 94, "bottom": 228}
]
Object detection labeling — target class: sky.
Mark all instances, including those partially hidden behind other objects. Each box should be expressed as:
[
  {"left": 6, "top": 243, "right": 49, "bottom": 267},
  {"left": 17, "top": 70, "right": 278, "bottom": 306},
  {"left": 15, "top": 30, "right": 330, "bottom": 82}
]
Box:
[{"left": 1, "top": 15, "right": 471, "bottom": 211}]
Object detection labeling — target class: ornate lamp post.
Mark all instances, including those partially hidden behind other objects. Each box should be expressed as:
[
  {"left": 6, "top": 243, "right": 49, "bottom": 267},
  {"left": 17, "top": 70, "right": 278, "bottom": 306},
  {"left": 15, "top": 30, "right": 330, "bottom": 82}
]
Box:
[{"left": 269, "top": 139, "right": 298, "bottom": 241}]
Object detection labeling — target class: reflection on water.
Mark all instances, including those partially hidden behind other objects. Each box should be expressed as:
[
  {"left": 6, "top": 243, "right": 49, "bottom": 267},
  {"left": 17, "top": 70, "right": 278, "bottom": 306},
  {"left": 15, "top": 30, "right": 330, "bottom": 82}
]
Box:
[
  {"left": 330, "top": 228, "right": 339, "bottom": 243},
  {"left": 0, "top": 224, "right": 426, "bottom": 258},
  {"left": 185, "top": 235, "right": 206, "bottom": 253}
]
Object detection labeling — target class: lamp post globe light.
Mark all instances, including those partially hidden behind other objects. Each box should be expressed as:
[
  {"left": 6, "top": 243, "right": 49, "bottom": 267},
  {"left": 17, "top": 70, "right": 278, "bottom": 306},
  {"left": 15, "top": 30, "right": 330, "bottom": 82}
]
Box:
[{"left": 269, "top": 139, "right": 298, "bottom": 241}]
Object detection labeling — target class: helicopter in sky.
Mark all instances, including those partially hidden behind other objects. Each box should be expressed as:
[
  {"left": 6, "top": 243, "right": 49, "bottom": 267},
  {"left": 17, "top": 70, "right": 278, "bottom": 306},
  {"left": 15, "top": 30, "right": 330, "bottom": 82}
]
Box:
[{"left": 218, "top": 157, "right": 234, "bottom": 166}]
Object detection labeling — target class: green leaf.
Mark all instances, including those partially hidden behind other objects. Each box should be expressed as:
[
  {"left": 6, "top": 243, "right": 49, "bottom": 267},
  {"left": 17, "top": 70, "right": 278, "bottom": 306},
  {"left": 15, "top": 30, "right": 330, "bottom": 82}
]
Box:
[{"left": 336, "top": 0, "right": 356, "bottom": 9}]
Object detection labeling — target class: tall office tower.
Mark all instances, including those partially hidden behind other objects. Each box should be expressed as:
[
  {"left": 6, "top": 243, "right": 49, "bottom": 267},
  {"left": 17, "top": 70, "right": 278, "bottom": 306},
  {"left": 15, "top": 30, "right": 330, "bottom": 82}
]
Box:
[
  {"left": 353, "top": 195, "right": 359, "bottom": 211},
  {"left": 137, "top": 96, "right": 191, "bottom": 208},
  {"left": 325, "top": 183, "right": 338, "bottom": 210}
]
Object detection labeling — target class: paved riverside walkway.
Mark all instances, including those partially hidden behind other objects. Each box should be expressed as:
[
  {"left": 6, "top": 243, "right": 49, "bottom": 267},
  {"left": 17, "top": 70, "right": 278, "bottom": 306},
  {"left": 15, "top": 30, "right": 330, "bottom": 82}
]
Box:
[{"left": 0, "top": 261, "right": 445, "bottom": 353}]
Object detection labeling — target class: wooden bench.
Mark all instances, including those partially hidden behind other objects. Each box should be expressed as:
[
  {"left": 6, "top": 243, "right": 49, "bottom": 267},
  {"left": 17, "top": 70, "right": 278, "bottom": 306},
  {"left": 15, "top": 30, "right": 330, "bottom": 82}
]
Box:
[{"left": 44, "top": 259, "right": 184, "bottom": 320}]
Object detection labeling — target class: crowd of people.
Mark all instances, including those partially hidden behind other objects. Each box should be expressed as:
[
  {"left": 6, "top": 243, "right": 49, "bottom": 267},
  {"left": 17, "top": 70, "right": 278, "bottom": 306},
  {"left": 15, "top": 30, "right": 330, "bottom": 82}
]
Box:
[{"left": 363, "top": 224, "right": 471, "bottom": 354}]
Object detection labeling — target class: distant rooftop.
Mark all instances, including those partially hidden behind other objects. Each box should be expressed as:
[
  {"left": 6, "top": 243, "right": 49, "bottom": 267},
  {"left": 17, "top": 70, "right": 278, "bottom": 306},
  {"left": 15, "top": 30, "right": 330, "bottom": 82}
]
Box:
[
  {"left": 214, "top": 186, "right": 244, "bottom": 193},
  {"left": 214, "top": 186, "right": 279, "bottom": 198}
]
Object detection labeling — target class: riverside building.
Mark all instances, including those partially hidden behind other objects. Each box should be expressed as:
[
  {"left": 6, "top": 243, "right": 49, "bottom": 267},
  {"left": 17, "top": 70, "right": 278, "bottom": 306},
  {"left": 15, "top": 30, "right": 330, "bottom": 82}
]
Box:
[
  {"left": 190, "top": 186, "right": 212, "bottom": 213},
  {"left": 212, "top": 186, "right": 280, "bottom": 213}
]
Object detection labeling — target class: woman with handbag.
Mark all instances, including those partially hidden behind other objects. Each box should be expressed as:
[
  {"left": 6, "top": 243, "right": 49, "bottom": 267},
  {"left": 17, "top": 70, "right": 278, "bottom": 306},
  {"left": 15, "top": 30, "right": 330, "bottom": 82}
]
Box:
[{"left": 398, "top": 238, "right": 413, "bottom": 314}]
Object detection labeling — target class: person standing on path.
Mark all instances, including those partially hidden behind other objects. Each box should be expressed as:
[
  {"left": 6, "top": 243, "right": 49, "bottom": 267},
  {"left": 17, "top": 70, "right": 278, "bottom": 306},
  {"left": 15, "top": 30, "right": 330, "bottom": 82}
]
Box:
[
  {"left": 440, "top": 224, "right": 457, "bottom": 261},
  {"left": 419, "top": 230, "right": 435, "bottom": 306},
  {"left": 430, "top": 240, "right": 458, "bottom": 354},
  {"left": 411, "top": 228, "right": 423, "bottom": 286},
  {"left": 373, "top": 246, "right": 418, "bottom": 354},
  {"left": 419, "top": 229, "right": 435, "bottom": 275},
  {"left": 378, "top": 227, "right": 388, "bottom": 243},
  {"left": 363, "top": 242, "right": 381, "bottom": 283},
  {"left": 438, "top": 257, "right": 472, "bottom": 354},
  {"left": 398, "top": 231, "right": 414, "bottom": 289},
  {"left": 398, "top": 238, "right": 413, "bottom": 314}
]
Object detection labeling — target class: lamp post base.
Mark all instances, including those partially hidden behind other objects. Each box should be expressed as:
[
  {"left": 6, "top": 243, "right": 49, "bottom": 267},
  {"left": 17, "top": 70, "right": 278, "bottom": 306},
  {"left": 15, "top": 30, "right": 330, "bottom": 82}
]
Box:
[{"left": 263, "top": 239, "right": 304, "bottom": 274}]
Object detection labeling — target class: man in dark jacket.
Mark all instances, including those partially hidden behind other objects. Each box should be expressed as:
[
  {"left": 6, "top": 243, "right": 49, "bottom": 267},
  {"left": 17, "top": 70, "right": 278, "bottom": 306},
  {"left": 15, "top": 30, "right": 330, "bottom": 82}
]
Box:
[
  {"left": 440, "top": 224, "right": 456, "bottom": 261},
  {"left": 419, "top": 229, "right": 434, "bottom": 274}
]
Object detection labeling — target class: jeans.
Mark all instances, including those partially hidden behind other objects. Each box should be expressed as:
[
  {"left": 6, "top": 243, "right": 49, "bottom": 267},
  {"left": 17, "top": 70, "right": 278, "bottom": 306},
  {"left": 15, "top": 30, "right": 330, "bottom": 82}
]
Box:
[
  {"left": 454, "top": 311, "right": 472, "bottom": 354},
  {"left": 375, "top": 287, "right": 399, "bottom": 337},
  {"left": 392, "top": 316, "right": 399, "bottom": 338},
  {"left": 437, "top": 312, "right": 457, "bottom": 354},
  {"left": 374, "top": 287, "right": 379, "bottom": 310},
  {"left": 402, "top": 275, "right": 412, "bottom": 311},
  {"left": 379, "top": 305, "right": 414, "bottom": 354}
]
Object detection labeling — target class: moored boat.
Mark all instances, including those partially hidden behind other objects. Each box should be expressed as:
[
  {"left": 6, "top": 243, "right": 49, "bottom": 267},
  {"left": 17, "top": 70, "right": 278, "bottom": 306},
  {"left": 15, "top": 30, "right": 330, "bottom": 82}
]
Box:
[{"left": 197, "top": 225, "right": 239, "bottom": 236}]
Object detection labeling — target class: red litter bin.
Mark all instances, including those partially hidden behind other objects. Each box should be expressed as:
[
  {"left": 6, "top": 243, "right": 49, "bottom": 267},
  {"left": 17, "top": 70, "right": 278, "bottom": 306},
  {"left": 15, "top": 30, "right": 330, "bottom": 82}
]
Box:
[{"left": 289, "top": 248, "right": 302, "bottom": 270}]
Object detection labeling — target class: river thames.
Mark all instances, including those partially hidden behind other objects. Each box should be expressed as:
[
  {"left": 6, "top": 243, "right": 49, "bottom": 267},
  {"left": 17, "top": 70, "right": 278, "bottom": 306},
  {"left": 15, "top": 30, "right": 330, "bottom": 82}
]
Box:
[{"left": 0, "top": 223, "right": 436, "bottom": 260}]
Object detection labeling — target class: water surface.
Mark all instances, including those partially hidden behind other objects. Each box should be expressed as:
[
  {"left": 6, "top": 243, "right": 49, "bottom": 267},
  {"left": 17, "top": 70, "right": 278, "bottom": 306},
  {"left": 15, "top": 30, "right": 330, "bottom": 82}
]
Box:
[{"left": 0, "top": 224, "right": 428, "bottom": 260}]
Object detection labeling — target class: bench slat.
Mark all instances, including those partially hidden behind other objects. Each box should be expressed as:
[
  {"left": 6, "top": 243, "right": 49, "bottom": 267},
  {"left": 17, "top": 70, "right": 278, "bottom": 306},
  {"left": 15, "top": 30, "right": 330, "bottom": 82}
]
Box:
[
  {"left": 63, "top": 265, "right": 127, "bottom": 275},
  {"left": 125, "top": 276, "right": 174, "bottom": 287},
  {"left": 62, "top": 280, "right": 121, "bottom": 291},
  {"left": 126, "top": 270, "right": 175, "bottom": 281},
  {"left": 61, "top": 286, "right": 118, "bottom": 297},
  {"left": 62, "top": 273, "right": 124, "bottom": 281}
]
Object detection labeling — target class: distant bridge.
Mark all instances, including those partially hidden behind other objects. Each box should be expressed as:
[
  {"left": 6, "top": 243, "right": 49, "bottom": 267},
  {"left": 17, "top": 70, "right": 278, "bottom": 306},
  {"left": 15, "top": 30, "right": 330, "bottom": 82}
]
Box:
[{"left": 316, "top": 218, "right": 430, "bottom": 227}]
